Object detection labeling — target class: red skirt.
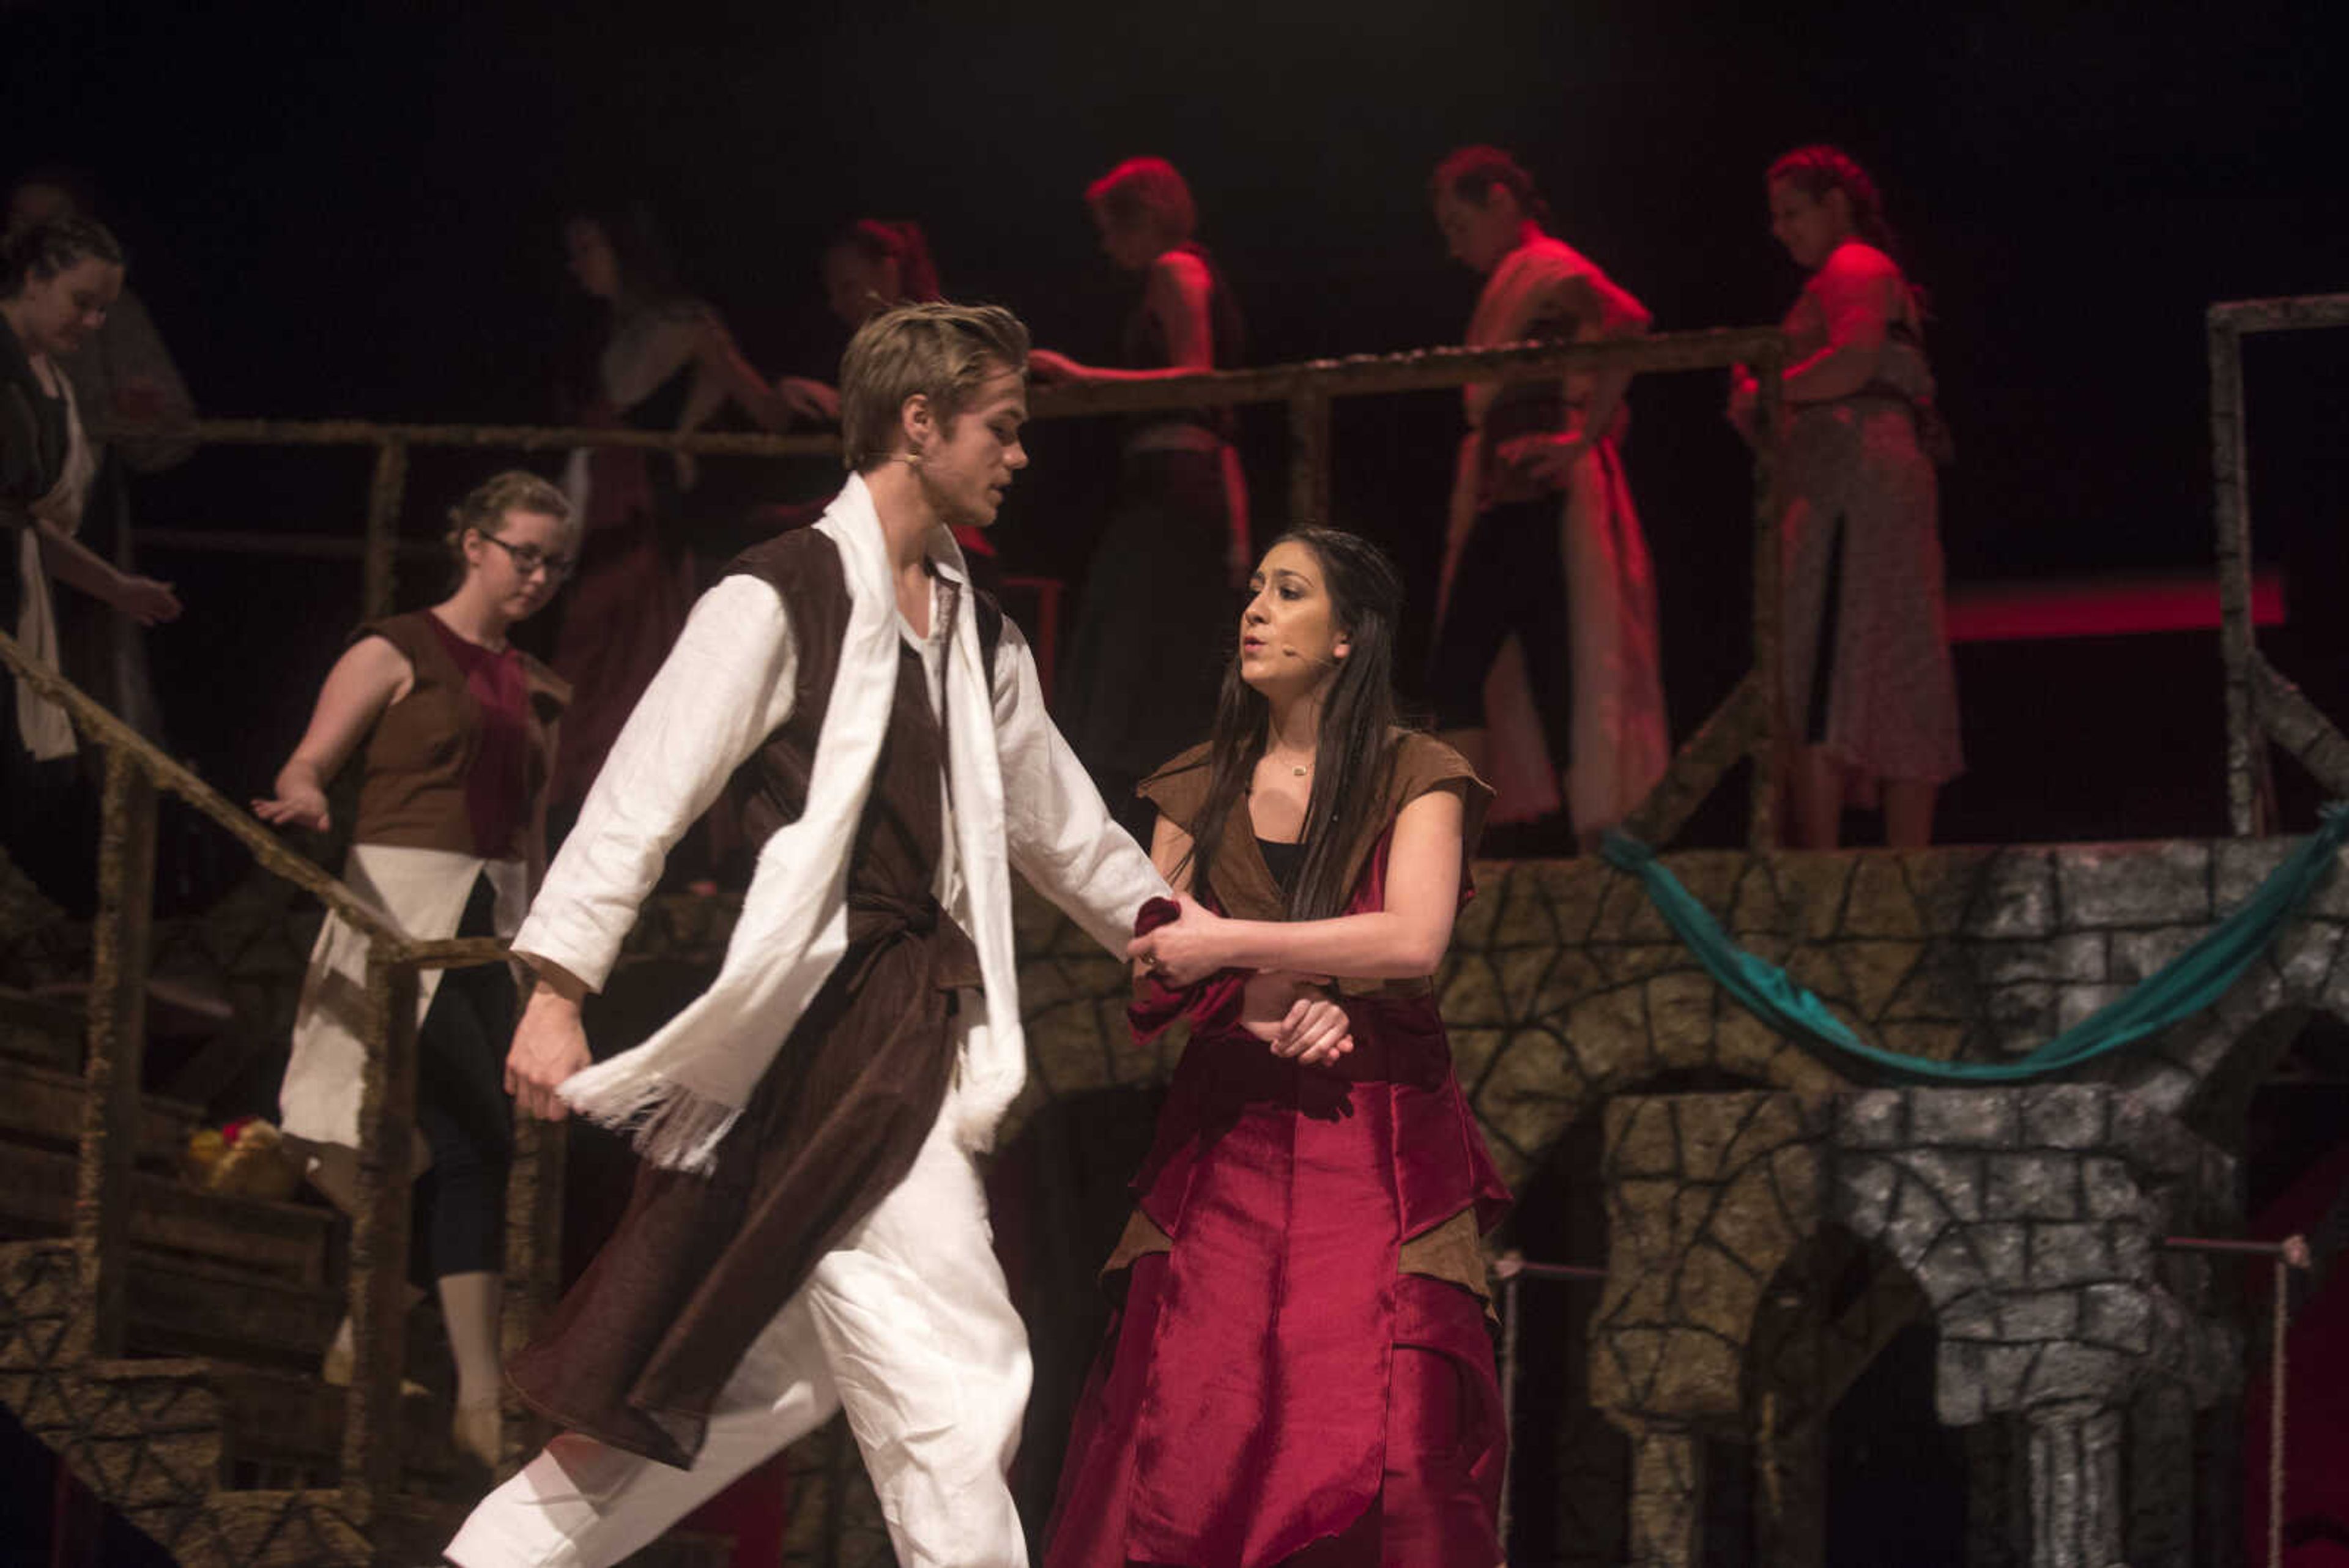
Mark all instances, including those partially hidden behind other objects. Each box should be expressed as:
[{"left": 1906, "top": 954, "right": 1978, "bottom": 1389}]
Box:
[{"left": 1046, "top": 1253, "right": 1504, "bottom": 1568}]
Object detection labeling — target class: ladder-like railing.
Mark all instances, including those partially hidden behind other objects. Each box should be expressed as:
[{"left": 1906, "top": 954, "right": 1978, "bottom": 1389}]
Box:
[
  {"left": 0, "top": 630, "right": 554, "bottom": 1527},
  {"left": 158, "top": 325, "right": 1795, "bottom": 846}
]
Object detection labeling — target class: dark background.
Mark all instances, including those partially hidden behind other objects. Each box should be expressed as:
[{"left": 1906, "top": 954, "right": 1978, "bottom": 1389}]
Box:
[{"left": 7, "top": 0, "right": 2347, "bottom": 847}]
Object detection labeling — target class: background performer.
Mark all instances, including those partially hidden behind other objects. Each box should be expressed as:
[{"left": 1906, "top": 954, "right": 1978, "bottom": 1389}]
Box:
[
  {"left": 1032, "top": 157, "right": 1250, "bottom": 836},
  {"left": 1427, "top": 144, "right": 1667, "bottom": 846},
  {"left": 258, "top": 469, "right": 575, "bottom": 1468},
  {"left": 1732, "top": 145, "right": 1961, "bottom": 848}
]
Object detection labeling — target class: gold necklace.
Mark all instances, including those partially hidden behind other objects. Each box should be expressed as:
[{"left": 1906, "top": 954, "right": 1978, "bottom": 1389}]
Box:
[{"left": 1266, "top": 752, "right": 1312, "bottom": 779}]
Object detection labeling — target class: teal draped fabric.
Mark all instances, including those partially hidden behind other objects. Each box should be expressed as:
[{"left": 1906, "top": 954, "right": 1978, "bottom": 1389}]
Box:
[{"left": 1597, "top": 806, "right": 2349, "bottom": 1083}]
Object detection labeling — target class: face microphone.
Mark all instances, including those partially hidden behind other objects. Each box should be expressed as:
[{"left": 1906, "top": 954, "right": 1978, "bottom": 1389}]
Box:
[{"left": 1281, "top": 644, "right": 1343, "bottom": 668}]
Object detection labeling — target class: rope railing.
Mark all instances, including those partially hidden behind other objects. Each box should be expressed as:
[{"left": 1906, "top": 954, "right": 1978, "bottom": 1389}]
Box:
[{"left": 0, "top": 625, "right": 504, "bottom": 1523}]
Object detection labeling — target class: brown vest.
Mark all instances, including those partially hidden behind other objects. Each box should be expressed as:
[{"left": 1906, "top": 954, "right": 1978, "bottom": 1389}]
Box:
[
  {"left": 721, "top": 528, "right": 1004, "bottom": 866},
  {"left": 349, "top": 611, "right": 568, "bottom": 858}
]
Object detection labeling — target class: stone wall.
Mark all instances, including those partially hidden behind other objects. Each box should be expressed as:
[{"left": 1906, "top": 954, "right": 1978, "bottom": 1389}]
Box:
[{"left": 1003, "top": 836, "right": 2347, "bottom": 1568}]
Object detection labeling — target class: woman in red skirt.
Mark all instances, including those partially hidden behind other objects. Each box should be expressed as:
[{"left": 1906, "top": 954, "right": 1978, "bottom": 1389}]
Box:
[{"left": 1049, "top": 527, "right": 1509, "bottom": 1568}]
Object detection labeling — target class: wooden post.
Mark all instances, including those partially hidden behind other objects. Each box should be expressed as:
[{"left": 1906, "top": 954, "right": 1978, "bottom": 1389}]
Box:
[
  {"left": 1286, "top": 388, "right": 1332, "bottom": 529},
  {"left": 362, "top": 436, "right": 410, "bottom": 623},
  {"left": 340, "top": 948, "right": 421, "bottom": 1521},
  {"left": 1747, "top": 336, "right": 1787, "bottom": 849},
  {"left": 67, "top": 749, "right": 157, "bottom": 1363},
  {"left": 499, "top": 1102, "right": 567, "bottom": 1474},
  {"left": 2207, "top": 312, "right": 2258, "bottom": 836}
]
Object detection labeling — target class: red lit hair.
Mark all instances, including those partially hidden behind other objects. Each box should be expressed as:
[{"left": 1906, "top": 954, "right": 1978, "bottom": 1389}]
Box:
[
  {"left": 1085, "top": 157, "right": 1197, "bottom": 245},
  {"left": 1767, "top": 145, "right": 1899, "bottom": 258},
  {"left": 1430, "top": 144, "right": 1553, "bottom": 226},
  {"left": 832, "top": 219, "right": 942, "bottom": 303}
]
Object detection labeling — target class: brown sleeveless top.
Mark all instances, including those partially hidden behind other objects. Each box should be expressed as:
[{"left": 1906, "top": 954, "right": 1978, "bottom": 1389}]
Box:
[{"left": 349, "top": 611, "right": 568, "bottom": 859}]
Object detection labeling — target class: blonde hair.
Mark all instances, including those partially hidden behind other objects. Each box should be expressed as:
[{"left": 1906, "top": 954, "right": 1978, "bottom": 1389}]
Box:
[
  {"left": 444, "top": 469, "right": 578, "bottom": 565},
  {"left": 837, "top": 301, "right": 1030, "bottom": 472}
]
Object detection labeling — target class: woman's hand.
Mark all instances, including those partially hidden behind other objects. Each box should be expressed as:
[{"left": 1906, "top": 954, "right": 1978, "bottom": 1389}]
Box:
[
  {"left": 1238, "top": 970, "right": 1356, "bottom": 1067},
  {"left": 252, "top": 781, "right": 331, "bottom": 833},
  {"left": 1127, "top": 893, "right": 1232, "bottom": 986},
  {"left": 774, "top": 376, "right": 841, "bottom": 423},
  {"left": 109, "top": 574, "right": 182, "bottom": 626},
  {"left": 1024, "top": 348, "right": 1088, "bottom": 386}
]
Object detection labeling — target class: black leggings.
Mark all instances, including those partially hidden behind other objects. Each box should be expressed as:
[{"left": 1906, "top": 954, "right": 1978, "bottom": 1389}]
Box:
[
  {"left": 1427, "top": 495, "right": 1575, "bottom": 762},
  {"left": 414, "top": 874, "right": 515, "bottom": 1279}
]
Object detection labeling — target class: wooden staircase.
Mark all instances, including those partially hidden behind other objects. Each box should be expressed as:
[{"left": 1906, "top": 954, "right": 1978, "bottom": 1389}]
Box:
[{"left": 0, "top": 989, "right": 736, "bottom": 1567}]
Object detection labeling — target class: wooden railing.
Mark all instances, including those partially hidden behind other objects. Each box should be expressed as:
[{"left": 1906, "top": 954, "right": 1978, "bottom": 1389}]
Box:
[
  {"left": 161, "top": 324, "right": 1795, "bottom": 845},
  {"left": 0, "top": 629, "right": 530, "bottom": 1525},
  {"left": 2207, "top": 292, "right": 2349, "bottom": 834}
]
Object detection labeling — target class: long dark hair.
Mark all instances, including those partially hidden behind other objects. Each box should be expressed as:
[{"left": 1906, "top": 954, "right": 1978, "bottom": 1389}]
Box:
[
  {"left": 1182, "top": 528, "right": 1408, "bottom": 921},
  {"left": 570, "top": 199, "right": 684, "bottom": 312}
]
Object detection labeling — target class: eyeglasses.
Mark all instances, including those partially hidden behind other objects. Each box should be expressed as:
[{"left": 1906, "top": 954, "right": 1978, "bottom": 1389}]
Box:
[{"left": 477, "top": 532, "right": 575, "bottom": 582}]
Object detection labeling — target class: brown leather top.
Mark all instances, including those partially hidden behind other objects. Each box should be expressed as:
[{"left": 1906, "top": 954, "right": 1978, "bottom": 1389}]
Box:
[
  {"left": 1137, "top": 729, "right": 1493, "bottom": 997},
  {"left": 349, "top": 611, "right": 568, "bottom": 859}
]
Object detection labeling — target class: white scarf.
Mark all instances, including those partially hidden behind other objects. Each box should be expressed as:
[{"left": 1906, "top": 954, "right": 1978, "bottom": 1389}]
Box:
[{"left": 557, "top": 476, "right": 1026, "bottom": 1171}]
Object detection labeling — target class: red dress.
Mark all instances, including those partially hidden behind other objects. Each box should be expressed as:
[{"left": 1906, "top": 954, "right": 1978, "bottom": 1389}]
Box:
[{"left": 1048, "top": 734, "right": 1510, "bottom": 1568}]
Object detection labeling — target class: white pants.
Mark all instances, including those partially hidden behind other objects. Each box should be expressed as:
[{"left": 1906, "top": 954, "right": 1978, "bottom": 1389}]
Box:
[{"left": 445, "top": 1080, "right": 1033, "bottom": 1567}]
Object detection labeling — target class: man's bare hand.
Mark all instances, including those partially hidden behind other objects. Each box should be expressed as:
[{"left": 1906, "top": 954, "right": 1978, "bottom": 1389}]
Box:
[{"left": 505, "top": 965, "right": 590, "bottom": 1121}]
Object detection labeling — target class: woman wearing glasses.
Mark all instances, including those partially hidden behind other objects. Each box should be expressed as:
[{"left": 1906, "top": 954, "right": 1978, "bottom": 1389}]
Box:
[{"left": 254, "top": 470, "right": 576, "bottom": 1470}]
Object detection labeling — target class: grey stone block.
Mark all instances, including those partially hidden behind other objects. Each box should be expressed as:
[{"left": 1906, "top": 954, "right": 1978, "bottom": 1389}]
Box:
[
  {"left": 1999, "top": 1290, "right": 2082, "bottom": 1340},
  {"left": 1885, "top": 1169, "right": 1955, "bottom": 1262},
  {"left": 1937, "top": 1339, "right": 1989, "bottom": 1426},
  {"left": 1985, "top": 984, "right": 2061, "bottom": 1049},
  {"left": 2082, "top": 1157, "right": 2140, "bottom": 1221},
  {"left": 1911, "top": 1089, "right": 2022, "bottom": 1148},
  {"left": 2057, "top": 983, "right": 2131, "bottom": 1034},
  {"left": 2081, "top": 1283, "right": 2154, "bottom": 1354},
  {"left": 1920, "top": 1222, "right": 2022, "bottom": 1299},
  {"left": 1965, "top": 852, "right": 2058, "bottom": 939},
  {"left": 1837, "top": 1090, "right": 1908, "bottom": 1150},
  {"left": 1836, "top": 1156, "right": 1899, "bottom": 1236},
  {"left": 2057, "top": 842, "right": 2213, "bottom": 928},
  {"left": 1976, "top": 933, "right": 2109, "bottom": 986},
  {"left": 2214, "top": 837, "right": 2294, "bottom": 908},
  {"left": 1896, "top": 1148, "right": 1987, "bottom": 1221},
  {"left": 2021, "top": 1085, "right": 2110, "bottom": 1150},
  {"left": 2272, "top": 921, "right": 2342, "bottom": 994},
  {"left": 2108, "top": 927, "right": 2206, "bottom": 986},
  {"left": 1981, "top": 1342, "right": 2037, "bottom": 1410},
  {"left": 2029, "top": 1222, "right": 2115, "bottom": 1287},
  {"left": 2024, "top": 1341, "right": 2129, "bottom": 1406},
  {"left": 1985, "top": 1153, "right": 2083, "bottom": 1221},
  {"left": 1939, "top": 1291, "right": 2000, "bottom": 1342}
]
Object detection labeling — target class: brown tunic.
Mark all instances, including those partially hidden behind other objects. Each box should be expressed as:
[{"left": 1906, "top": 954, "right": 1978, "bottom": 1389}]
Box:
[
  {"left": 507, "top": 529, "right": 1004, "bottom": 1468},
  {"left": 349, "top": 611, "right": 567, "bottom": 859}
]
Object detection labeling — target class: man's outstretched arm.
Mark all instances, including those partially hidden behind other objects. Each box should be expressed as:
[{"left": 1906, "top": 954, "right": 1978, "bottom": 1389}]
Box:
[{"left": 991, "top": 620, "right": 1170, "bottom": 950}]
